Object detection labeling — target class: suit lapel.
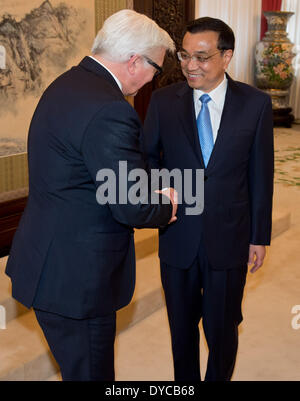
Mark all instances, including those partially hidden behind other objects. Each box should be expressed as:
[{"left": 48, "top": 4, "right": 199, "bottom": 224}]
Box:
[
  {"left": 206, "top": 75, "right": 242, "bottom": 172},
  {"left": 175, "top": 83, "right": 204, "bottom": 166}
]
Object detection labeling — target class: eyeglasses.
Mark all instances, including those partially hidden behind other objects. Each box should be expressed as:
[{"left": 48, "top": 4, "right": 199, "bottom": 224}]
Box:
[
  {"left": 177, "top": 50, "right": 223, "bottom": 64},
  {"left": 142, "top": 55, "right": 163, "bottom": 77}
]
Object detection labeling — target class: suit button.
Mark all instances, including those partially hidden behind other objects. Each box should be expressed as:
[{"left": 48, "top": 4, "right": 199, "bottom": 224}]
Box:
[{"left": 204, "top": 175, "right": 208, "bottom": 181}]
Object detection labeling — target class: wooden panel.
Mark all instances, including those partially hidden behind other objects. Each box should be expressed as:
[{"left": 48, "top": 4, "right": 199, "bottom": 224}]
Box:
[
  {"left": 0, "top": 153, "right": 28, "bottom": 193},
  {"left": 0, "top": 196, "right": 27, "bottom": 257},
  {"left": 133, "top": 0, "right": 153, "bottom": 17},
  {"left": 95, "top": 0, "right": 131, "bottom": 32},
  {"left": 133, "top": 0, "right": 195, "bottom": 121}
]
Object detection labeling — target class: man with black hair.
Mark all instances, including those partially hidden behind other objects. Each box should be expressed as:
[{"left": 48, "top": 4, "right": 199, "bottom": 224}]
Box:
[{"left": 143, "top": 17, "right": 274, "bottom": 381}]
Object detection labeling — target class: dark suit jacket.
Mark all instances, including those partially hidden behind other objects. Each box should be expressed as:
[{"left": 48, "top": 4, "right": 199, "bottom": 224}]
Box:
[
  {"left": 6, "top": 57, "right": 172, "bottom": 319},
  {"left": 143, "top": 75, "right": 274, "bottom": 270}
]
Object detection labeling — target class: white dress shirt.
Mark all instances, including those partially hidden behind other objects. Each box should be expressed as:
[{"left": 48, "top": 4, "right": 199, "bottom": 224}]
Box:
[
  {"left": 193, "top": 75, "right": 228, "bottom": 143},
  {"left": 89, "top": 55, "right": 123, "bottom": 92}
]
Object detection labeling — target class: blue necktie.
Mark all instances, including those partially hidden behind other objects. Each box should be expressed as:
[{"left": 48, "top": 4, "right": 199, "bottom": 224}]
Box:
[{"left": 197, "top": 94, "right": 214, "bottom": 168}]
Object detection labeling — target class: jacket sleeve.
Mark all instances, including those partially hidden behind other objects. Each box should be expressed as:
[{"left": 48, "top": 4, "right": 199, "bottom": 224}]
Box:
[
  {"left": 248, "top": 95, "right": 274, "bottom": 245},
  {"left": 81, "top": 99, "right": 172, "bottom": 228}
]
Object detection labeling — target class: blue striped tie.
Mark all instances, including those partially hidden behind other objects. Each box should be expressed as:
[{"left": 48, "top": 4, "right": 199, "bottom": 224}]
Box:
[{"left": 197, "top": 94, "right": 214, "bottom": 168}]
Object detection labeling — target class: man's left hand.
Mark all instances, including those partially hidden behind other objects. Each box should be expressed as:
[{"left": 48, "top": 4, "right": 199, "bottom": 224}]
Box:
[{"left": 248, "top": 244, "right": 266, "bottom": 273}]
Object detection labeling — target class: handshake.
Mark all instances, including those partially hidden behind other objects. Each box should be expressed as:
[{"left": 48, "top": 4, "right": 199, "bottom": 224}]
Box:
[{"left": 155, "top": 188, "right": 178, "bottom": 224}]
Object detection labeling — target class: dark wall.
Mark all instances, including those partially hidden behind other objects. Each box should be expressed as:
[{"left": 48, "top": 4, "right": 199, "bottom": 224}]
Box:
[{"left": 133, "top": 0, "right": 195, "bottom": 121}]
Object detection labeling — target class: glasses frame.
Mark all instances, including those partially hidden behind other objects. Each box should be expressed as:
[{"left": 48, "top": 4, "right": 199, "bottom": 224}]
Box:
[
  {"left": 177, "top": 50, "right": 224, "bottom": 64},
  {"left": 142, "top": 55, "right": 163, "bottom": 77}
]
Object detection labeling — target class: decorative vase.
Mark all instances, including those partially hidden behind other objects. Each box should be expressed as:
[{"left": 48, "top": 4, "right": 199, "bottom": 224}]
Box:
[{"left": 255, "top": 11, "right": 296, "bottom": 126}]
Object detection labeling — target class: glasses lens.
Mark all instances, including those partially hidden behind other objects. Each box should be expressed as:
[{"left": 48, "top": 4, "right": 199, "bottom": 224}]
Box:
[{"left": 177, "top": 52, "right": 189, "bottom": 62}]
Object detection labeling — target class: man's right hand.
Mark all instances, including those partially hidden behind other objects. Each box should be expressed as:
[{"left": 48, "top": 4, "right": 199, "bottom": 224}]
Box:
[{"left": 155, "top": 188, "right": 178, "bottom": 224}]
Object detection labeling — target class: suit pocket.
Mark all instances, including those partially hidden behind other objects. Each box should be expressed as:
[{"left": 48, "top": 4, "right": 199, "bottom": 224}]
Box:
[
  {"left": 232, "top": 129, "right": 254, "bottom": 136},
  {"left": 76, "top": 231, "right": 132, "bottom": 252},
  {"left": 225, "top": 130, "right": 254, "bottom": 162},
  {"left": 228, "top": 129, "right": 254, "bottom": 142}
]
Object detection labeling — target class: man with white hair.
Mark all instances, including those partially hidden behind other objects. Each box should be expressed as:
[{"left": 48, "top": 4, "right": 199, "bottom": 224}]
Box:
[{"left": 6, "top": 10, "right": 176, "bottom": 381}]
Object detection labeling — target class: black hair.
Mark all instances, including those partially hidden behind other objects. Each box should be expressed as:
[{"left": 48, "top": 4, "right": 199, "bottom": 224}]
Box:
[{"left": 185, "top": 17, "right": 235, "bottom": 52}]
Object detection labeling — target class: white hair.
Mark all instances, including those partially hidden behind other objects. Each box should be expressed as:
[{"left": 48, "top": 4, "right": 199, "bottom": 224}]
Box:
[{"left": 91, "top": 9, "right": 175, "bottom": 62}]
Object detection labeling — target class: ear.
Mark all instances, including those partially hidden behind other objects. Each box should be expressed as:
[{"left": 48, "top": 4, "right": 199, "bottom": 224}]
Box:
[
  {"left": 223, "top": 49, "right": 233, "bottom": 70},
  {"left": 127, "top": 54, "right": 141, "bottom": 76}
]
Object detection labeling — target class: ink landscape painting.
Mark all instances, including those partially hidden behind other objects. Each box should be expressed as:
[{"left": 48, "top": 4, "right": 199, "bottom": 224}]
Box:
[{"left": 0, "top": 0, "right": 95, "bottom": 156}]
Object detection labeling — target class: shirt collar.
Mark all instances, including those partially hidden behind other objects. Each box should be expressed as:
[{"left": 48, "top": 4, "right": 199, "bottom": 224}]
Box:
[
  {"left": 89, "top": 55, "right": 123, "bottom": 92},
  {"left": 194, "top": 75, "right": 228, "bottom": 106}
]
